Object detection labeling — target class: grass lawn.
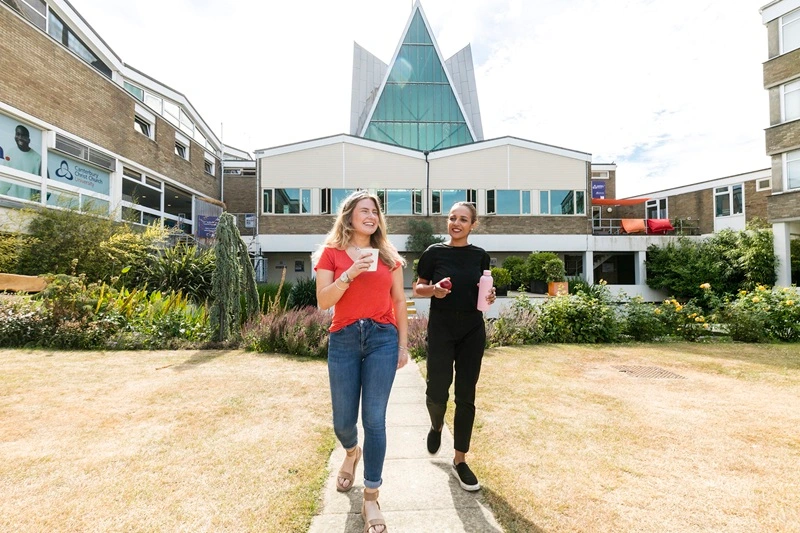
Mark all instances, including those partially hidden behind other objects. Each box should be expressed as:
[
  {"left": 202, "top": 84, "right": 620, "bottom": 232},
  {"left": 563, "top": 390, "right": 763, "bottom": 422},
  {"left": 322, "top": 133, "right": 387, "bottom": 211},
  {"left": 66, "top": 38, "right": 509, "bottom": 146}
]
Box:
[
  {"left": 0, "top": 350, "right": 333, "bottom": 533},
  {"left": 3, "top": 344, "right": 799, "bottom": 532},
  {"left": 465, "top": 343, "right": 800, "bottom": 532}
]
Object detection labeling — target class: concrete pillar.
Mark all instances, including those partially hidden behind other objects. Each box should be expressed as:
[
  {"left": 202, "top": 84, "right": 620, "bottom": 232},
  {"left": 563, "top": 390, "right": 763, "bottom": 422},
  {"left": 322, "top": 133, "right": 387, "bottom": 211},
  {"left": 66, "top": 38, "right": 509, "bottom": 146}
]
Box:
[
  {"left": 773, "top": 222, "right": 792, "bottom": 287},
  {"left": 584, "top": 251, "right": 594, "bottom": 285},
  {"left": 635, "top": 251, "right": 647, "bottom": 285}
]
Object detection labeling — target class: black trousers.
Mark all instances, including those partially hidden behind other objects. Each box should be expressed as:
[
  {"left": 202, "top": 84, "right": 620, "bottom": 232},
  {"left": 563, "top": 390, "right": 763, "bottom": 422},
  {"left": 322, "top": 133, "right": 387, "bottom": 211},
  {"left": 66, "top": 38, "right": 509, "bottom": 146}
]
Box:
[{"left": 425, "top": 309, "right": 486, "bottom": 454}]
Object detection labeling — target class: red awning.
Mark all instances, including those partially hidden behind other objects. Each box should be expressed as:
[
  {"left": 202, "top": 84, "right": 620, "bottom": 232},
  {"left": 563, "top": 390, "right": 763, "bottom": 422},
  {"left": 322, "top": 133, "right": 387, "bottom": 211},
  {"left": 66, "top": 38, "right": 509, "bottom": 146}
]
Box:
[{"left": 591, "top": 198, "right": 650, "bottom": 206}]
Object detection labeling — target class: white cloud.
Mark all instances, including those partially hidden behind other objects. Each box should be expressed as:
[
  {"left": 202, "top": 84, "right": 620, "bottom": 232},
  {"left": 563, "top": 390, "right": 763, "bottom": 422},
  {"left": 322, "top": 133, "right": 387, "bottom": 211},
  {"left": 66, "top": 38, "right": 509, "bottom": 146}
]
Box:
[{"left": 69, "top": 0, "right": 770, "bottom": 197}]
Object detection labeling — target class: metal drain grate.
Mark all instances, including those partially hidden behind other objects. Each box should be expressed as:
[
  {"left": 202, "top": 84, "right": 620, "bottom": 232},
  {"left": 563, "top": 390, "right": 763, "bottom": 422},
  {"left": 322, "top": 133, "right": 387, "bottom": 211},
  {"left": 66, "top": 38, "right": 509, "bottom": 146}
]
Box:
[{"left": 613, "top": 365, "right": 686, "bottom": 379}]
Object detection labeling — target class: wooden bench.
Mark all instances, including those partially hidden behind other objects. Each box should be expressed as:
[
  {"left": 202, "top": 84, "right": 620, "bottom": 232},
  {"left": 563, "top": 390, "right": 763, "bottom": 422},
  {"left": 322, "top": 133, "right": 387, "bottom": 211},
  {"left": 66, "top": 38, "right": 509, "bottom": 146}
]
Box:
[
  {"left": 0, "top": 273, "right": 48, "bottom": 293},
  {"left": 407, "top": 300, "right": 417, "bottom": 319}
]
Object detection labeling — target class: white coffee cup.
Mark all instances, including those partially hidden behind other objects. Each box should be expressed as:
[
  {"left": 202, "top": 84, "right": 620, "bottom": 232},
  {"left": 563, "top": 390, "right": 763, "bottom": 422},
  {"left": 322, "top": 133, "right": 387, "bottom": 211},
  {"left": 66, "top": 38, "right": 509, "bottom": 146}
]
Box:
[{"left": 362, "top": 248, "right": 379, "bottom": 271}]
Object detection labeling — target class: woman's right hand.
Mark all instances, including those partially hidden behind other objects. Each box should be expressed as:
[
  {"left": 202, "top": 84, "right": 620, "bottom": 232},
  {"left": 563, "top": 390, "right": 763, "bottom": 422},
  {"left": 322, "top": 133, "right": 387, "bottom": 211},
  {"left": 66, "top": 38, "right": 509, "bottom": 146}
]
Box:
[{"left": 433, "top": 278, "right": 451, "bottom": 299}]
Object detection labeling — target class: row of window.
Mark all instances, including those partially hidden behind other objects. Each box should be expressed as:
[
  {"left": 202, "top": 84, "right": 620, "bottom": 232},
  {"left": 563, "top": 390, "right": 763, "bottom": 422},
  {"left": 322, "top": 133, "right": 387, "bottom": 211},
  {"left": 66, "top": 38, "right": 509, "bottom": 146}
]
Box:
[
  {"left": 121, "top": 167, "right": 194, "bottom": 232},
  {"left": 781, "top": 7, "right": 800, "bottom": 55},
  {"left": 133, "top": 110, "right": 215, "bottom": 175},
  {"left": 262, "top": 188, "right": 586, "bottom": 216},
  {"left": 124, "top": 82, "right": 212, "bottom": 151}
]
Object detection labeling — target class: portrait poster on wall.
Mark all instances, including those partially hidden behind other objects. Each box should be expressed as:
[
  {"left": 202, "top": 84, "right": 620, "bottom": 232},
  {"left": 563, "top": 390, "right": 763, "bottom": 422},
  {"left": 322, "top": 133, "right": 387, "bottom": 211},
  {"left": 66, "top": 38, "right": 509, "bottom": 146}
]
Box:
[{"left": 0, "top": 113, "right": 44, "bottom": 178}]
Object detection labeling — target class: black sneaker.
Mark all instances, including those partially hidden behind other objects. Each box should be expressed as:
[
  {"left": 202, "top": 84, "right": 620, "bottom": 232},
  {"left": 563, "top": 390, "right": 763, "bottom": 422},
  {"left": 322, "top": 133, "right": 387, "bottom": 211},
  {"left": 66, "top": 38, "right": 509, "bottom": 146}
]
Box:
[
  {"left": 452, "top": 461, "right": 480, "bottom": 491},
  {"left": 427, "top": 428, "right": 441, "bottom": 454}
]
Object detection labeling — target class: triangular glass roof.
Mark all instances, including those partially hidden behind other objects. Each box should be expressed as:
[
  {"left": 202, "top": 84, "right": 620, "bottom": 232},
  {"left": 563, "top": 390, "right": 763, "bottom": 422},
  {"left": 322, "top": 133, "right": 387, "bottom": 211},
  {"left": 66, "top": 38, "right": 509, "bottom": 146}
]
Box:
[{"left": 361, "top": 6, "right": 475, "bottom": 151}]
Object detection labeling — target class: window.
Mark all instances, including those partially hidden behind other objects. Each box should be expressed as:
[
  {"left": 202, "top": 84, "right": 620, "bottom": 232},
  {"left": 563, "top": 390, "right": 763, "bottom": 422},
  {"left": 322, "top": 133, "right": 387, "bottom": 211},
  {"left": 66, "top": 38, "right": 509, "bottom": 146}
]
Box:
[
  {"left": 122, "top": 169, "right": 162, "bottom": 211},
  {"left": 134, "top": 116, "right": 151, "bottom": 138},
  {"left": 538, "top": 190, "right": 585, "bottom": 215},
  {"left": 782, "top": 79, "right": 800, "bottom": 122},
  {"left": 264, "top": 188, "right": 311, "bottom": 214},
  {"left": 591, "top": 171, "right": 609, "bottom": 179},
  {"left": 376, "top": 189, "right": 422, "bottom": 215},
  {"left": 431, "top": 189, "right": 477, "bottom": 214},
  {"left": 486, "top": 190, "right": 532, "bottom": 215},
  {"left": 321, "top": 188, "right": 357, "bottom": 214},
  {"left": 124, "top": 82, "right": 144, "bottom": 102},
  {"left": 645, "top": 198, "right": 667, "bottom": 219},
  {"left": 47, "top": 11, "right": 111, "bottom": 78},
  {"left": 174, "top": 142, "right": 187, "bottom": 159},
  {"left": 6, "top": 0, "right": 47, "bottom": 31},
  {"left": 787, "top": 149, "right": 800, "bottom": 190},
  {"left": 203, "top": 156, "right": 214, "bottom": 175},
  {"left": 715, "top": 184, "right": 743, "bottom": 217},
  {"left": 781, "top": 7, "right": 800, "bottom": 54},
  {"left": 756, "top": 177, "right": 772, "bottom": 191}
]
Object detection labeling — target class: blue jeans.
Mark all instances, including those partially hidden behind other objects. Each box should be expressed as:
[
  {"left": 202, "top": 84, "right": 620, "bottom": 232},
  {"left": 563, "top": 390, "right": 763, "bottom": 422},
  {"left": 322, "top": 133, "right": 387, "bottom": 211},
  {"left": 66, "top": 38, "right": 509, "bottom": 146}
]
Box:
[{"left": 328, "top": 318, "right": 398, "bottom": 489}]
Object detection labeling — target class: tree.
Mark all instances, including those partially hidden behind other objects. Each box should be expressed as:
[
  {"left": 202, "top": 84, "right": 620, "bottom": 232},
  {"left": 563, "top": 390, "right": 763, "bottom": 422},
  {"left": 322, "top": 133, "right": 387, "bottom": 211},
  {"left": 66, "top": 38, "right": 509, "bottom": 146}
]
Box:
[
  {"left": 405, "top": 219, "right": 444, "bottom": 253},
  {"left": 210, "top": 213, "right": 259, "bottom": 342}
]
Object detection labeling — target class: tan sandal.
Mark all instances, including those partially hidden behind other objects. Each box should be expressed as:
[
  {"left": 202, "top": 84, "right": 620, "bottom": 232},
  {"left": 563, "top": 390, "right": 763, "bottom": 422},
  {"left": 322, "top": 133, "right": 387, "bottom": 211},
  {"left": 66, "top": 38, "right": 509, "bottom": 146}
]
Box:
[
  {"left": 361, "top": 489, "right": 387, "bottom": 533},
  {"left": 336, "top": 445, "right": 361, "bottom": 492}
]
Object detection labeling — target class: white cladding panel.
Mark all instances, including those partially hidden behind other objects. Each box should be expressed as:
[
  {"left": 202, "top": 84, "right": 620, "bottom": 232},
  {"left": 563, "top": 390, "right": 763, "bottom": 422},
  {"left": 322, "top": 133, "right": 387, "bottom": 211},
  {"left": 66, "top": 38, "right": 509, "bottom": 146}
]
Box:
[
  {"left": 259, "top": 143, "right": 343, "bottom": 188},
  {"left": 508, "top": 146, "right": 587, "bottom": 190},
  {"left": 431, "top": 144, "right": 586, "bottom": 189},
  {"left": 431, "top": 145, "right": 510, "bottom": 188},
  {"left": 342, "top": 144, "right": 426, "bottom": 188}
]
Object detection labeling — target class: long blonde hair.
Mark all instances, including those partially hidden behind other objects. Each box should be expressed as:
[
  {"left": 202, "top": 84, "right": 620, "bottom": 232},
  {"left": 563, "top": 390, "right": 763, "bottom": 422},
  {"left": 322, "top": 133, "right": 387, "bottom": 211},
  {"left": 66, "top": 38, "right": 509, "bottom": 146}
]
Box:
[{"left": 312, "top": 190, "right": 405, "bottom": 268}]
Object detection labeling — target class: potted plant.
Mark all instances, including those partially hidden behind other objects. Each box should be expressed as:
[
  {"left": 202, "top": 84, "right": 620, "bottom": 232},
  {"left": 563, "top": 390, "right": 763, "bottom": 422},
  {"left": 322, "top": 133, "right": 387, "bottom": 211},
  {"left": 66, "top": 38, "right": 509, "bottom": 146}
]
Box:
[
  {"left": 490, "top": 266, "right": 511, "bottom": 296},
  {"left": 543, "top": 257, "right": 568, "bottom": 296},
  {"left": 526, "top": 251, "right": 559, "bottom": 294}
]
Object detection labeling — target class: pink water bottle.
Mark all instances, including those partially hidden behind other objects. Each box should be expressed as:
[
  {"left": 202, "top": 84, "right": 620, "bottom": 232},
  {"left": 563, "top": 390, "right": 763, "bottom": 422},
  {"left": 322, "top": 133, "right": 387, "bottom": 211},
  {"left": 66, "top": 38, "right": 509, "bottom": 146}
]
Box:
[{"left": 476, "top": 270, "right": 493, "bottom": 312}]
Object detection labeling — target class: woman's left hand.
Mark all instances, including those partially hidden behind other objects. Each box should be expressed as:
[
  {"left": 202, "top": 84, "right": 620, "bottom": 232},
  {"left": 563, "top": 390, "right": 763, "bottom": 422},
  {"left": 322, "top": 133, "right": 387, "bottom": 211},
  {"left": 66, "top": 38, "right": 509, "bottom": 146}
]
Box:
[
  {"left": 397, "top": 347, "right": 409, "bottom": 369},
  {"left": 487, "top": 287, "right": 497, "bottom": 304}
]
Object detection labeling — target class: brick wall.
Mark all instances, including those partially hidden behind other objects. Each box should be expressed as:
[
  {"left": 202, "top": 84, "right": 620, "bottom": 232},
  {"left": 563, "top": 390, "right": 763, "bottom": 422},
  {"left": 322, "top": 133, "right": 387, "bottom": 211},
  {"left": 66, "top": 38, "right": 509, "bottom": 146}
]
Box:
[
  {"left": 768, "top": 190, "right": 800, "bottom": 220},
  {"left": 0, "top": 8, "right": 220, "bottom": 199},
  {"left": 763, "top": 46, "right": 800, "bottom": 88},
  {"left": 765, "top": 120, "right": 800, "bottom": 155},
  {"left": 254, "top": 214, "right": 590, "bottom": 235}
]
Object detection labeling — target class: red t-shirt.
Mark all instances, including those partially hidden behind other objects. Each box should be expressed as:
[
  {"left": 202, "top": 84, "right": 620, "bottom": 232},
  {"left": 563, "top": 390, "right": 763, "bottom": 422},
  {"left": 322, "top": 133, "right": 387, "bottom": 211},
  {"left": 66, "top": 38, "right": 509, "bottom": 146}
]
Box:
[{"left": 314, "top": 247, "right": 399, "bottom": 332}]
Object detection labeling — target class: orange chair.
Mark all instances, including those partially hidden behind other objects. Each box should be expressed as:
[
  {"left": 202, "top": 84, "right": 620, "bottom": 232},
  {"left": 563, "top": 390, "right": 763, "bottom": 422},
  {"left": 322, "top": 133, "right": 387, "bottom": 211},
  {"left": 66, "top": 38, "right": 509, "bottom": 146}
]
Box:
[{"left": 621, "top": 218, "right": 646, "bottom": 234}]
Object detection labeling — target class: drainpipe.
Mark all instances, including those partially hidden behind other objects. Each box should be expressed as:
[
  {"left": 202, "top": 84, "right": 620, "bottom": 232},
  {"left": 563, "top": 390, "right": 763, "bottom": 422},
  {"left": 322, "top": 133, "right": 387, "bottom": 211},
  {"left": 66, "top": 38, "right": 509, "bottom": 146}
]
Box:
[{"left": 423, "top": 150, "right": 430, "bottom": 217}]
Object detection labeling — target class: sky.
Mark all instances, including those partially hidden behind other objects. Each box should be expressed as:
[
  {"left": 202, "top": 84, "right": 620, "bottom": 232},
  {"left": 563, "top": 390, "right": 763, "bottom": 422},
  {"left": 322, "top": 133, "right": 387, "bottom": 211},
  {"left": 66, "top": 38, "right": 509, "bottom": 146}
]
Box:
[{"left": 69, "top": 0, "right": 771, "bottom": 197}]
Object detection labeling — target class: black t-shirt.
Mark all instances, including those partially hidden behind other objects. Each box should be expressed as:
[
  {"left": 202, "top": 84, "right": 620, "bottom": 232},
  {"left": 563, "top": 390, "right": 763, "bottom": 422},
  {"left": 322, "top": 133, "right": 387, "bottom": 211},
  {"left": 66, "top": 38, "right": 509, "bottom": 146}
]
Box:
[{"left": 417, "top": 243, "right": 490, "bottom": 312}]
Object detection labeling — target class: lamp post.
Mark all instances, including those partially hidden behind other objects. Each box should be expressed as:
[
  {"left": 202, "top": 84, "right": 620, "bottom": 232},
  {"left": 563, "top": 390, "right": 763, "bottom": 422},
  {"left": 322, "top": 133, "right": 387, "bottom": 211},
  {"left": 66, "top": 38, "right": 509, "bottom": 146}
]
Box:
[{"left": 423, "top": 150, "right": 430, "bottom": 216}]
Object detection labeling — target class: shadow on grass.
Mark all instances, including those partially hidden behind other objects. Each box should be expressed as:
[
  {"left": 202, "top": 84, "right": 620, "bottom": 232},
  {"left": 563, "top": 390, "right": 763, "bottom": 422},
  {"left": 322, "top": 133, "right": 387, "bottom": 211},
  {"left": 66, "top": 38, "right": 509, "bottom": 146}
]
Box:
[
  {"left": 432, "top": 461, "right": 544, "bottom": 533},
  {"left": 168, "top": 349, "right": 231, "bottom": 371}
]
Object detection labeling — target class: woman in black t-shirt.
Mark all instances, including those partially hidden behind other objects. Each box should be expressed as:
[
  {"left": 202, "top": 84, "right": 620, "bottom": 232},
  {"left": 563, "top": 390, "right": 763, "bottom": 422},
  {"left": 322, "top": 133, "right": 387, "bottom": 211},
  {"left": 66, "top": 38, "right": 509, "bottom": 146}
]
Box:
[{"left": 414, "top": 202, "right": 496, "bottom": 492}]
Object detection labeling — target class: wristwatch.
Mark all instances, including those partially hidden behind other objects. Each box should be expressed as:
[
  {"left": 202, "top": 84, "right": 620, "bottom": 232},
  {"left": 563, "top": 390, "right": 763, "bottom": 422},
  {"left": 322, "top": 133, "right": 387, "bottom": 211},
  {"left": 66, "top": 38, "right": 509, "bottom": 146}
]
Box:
[{"left": 339, "top": 271, "right": 352, "bottom": 284}]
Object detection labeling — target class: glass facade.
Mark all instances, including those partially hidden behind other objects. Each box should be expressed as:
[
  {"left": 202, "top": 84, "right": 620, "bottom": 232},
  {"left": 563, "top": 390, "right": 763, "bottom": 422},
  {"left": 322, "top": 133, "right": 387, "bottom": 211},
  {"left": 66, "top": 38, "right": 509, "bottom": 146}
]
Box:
[{"left": 363, "top": 10, "right": 473, "bottom": 151}]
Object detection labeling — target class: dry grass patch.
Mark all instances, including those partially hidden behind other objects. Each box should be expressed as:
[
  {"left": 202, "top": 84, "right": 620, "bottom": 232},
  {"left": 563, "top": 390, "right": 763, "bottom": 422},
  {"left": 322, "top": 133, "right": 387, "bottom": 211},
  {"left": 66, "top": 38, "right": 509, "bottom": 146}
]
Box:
[
  {"left": 0, "top": 349, "right": 333, "bottom": 532},
  {"left": 457, "top": 343, "right": 800, "bottom": 532}
]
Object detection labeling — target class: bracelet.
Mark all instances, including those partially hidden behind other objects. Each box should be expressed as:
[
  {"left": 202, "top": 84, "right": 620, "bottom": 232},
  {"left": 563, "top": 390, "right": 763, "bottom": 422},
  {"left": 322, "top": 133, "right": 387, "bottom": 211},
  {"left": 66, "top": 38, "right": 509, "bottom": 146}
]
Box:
[
  {"left": 398, "top": 345, "right": 408, "bottom": 352},
  {"left": 333, "top": 280, "right": 348, "bottom": 291}
]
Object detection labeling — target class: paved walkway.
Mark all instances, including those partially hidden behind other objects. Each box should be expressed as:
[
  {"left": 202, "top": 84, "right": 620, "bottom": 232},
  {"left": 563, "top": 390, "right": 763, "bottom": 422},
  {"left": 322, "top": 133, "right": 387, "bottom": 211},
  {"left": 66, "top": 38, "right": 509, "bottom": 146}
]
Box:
[{"left": 308, "top": 358, "right": 503, "bottom": 533}]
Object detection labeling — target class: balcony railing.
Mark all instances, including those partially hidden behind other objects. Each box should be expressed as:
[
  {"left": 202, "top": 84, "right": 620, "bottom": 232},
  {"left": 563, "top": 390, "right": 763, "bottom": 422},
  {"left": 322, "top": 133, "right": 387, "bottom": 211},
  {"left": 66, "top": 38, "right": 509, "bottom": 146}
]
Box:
[{"left": 592, "top": 218, "right": 700, "bottom": 236}]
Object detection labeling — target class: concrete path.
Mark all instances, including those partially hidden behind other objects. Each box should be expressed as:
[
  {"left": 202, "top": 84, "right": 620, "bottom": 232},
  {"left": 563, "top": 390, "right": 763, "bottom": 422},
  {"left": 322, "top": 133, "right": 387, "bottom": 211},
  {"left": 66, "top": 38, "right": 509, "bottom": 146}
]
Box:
[{"left": 308, "top": 358, "right": 503, "bottom": 533}]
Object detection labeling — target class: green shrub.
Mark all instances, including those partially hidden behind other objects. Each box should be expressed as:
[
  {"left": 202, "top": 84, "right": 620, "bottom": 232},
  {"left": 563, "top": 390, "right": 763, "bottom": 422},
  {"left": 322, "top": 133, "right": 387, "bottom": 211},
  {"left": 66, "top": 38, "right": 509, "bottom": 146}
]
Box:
[
  {"left": 287, "top": 277, "right": 318, "bottom": 309},
  {"left": 621, "top": 296, "right": 667, "bottom": 341},
  {"left": 538, "top": 289, "right": 620, "bottom": 343},
  {"left": 542, "top": 257, "right": 566, "bottom": 283},
  {"left": 486, "top": 293, "right": 540, "bottom": 346},
  {"left": 243, "top": 306, "right": 331, "bottom": 358},
  {"left": 526, "top": 252, "right": 560, "bottom": 283},
  {"left": 407, "top": 316, "right": 429, "bottom": 359},
  {"left": 490, "top": 267, "right": 512, "bottom": 289},
  {"left": 654, "top": 298, "right": 709, "bottom": 342},
  {"left": 0, "top": 296, "right": 53, "bottom": 347},
  {"left": 133, "top": 244, "right": 215, "bottom": 304},
  {"left": 646, "top": 224, "right": 776, "bottom": 301},
  {"left": 258, "top": 282, "right": 292, "bottom": 313},
  {"left": 723, "top": 286, "right": 800, "bottom": 342},
  {"left": 502, "top": 256, "right": 528, "bottom": 291}
]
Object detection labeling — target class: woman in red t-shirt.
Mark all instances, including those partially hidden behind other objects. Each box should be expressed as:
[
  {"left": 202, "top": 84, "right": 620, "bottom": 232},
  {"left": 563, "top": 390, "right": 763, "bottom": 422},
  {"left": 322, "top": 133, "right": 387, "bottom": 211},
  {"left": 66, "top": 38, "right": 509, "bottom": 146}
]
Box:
[{"left": 313, "top": 190, "right": 407, "bottom": 533}]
